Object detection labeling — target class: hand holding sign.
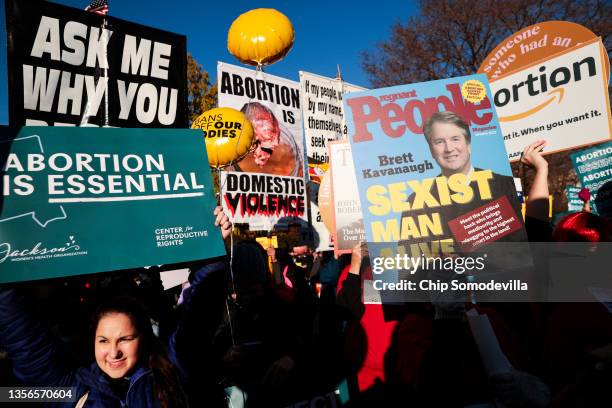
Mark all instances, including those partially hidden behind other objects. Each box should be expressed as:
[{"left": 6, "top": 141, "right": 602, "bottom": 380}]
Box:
[
  {"left": 520, "top": 140, "right": 548, "bottom": 171},
  {"left": 214, "top": 206, "right": 232, "bottom": 240}
]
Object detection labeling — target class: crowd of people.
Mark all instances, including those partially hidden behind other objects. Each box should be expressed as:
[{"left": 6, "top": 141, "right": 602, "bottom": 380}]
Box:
[{"left": 0, "top": 141, "right": 611, "bottom": 407}]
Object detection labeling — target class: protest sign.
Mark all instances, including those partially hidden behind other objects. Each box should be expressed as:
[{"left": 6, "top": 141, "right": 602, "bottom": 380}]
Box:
[
  {"left": 317, "top": 170, "right": 333, "bottom": 234},
  {"left": 299, "top": 71, "right": 365, "bottom": 164},
  {"left": 305, "top": 168, "right": 334, "bottom": 252},
  {"left": 313, "top": 170, "right": 336, "bottom": 252},
  {"left": 485, "top": 38, "right": 612, "bottom": 161},
  {"left": 217, "top": 62, "right": 307, "bottom": 230},
  {"left": 217, "top": 62, "right": 305, "bottom": 177},
  {"left": 220, "top": 171, "right": 307, "bottom": 230},
  {"left": 566, "top": 186, "right": 584, "bottom": 212},
  {"left": 5, "top": 0, "right": 187, "bottom": 127},
  {"left": 570, "top": 141, "right": 612, "bottom": 216},
  {"left": 329, "top": 141, "right": 365, "bottom": 256},
  {"left": 0, "top": 127, "right": 224, "bottom": 283},
  {"left": 255, "top": 236, "right": 278, "bottom": 250},
  {"left": 343, "top": 74, "right": 526, "bottom": 257},
  {"left": 160, "top": 268, "right": 190, "bottom": 290},
  {"left": 298, "top": 72, "right": 364, "bottom": 252},
  {"left": 307, "top": 181, "right": 333, "bottom": 252},
  {"left": 478, "top": 21, "right": 608, "bottom": 82}
]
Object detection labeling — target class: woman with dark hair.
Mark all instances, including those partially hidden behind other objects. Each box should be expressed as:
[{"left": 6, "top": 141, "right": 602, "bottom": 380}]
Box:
[
  {"left": 0, "top": 207, "right": 232, "bottom": 407},
  {"left": 90, "top": 296, "right": 188, "bottom": 407},
  {"left": 0, "top": 288, "right": 188, "bottom": 407}
]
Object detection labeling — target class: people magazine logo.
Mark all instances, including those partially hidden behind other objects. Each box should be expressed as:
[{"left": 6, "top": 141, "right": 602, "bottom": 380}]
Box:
[{"left": 0, "top": 235, "right": 88, "bottom": 264}]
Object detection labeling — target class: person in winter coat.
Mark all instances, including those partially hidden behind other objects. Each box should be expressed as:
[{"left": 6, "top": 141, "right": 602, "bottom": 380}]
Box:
[{"left": 0, "top": 207, "right": 232, "bottom": 407}]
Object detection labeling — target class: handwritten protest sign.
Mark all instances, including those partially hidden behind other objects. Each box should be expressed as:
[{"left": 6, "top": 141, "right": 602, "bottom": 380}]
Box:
[
  {"left": 299, "top": 71, "right": 364, "bottom": 164},
  {"left": 299, "top": 72, "right": 364, "bottom": 251}
]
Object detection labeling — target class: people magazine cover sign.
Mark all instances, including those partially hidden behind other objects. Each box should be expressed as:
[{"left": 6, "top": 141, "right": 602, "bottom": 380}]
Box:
[
  {"left": 217, "top": 62, "right": 307, "bottom": 230},
  {"left": 0, "top": 126, "right": 225, "bottom": 283},
  {"left": 343, "top": 74, "right": 530, "bottom": 303},
  {"left": 5, "top": 0, "right": 188, "bottom": 128}
]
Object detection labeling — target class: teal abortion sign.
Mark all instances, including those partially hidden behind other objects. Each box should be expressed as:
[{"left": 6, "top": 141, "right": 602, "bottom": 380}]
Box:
[
  {"left": 0, "top": 127, "right": 224, "bottom": 283},
  {"left": 570, "top": 141, "right": 612, "bottom": 216},
  {"left": 565, "top": 186, "right": 583, "bottom": 212}
]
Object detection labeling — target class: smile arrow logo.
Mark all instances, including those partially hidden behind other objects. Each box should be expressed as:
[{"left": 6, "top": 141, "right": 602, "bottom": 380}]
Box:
[{"left": 499, "top": 88, "right": 565, "bottom": 122}]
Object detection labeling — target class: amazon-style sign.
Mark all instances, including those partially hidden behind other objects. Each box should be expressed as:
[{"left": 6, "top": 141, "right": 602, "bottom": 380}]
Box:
[
  {"left": 492, "top": 57, "right": 594, "bottom": 112},
  {"left": 489, "top": 38, "right": 612, "bottom": 161}
]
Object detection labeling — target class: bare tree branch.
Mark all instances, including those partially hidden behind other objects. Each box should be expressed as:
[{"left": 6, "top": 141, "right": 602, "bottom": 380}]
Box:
[{"left": 363, "top": 0, "right": 611, "bottom": 87}]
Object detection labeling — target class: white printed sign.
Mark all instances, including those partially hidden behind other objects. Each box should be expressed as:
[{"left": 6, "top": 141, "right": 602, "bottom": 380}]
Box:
[{"left": 490, "top": 39, "right": 612, "bottom": 161}]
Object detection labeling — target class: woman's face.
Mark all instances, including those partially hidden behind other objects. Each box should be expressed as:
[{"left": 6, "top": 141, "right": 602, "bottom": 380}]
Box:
[{"left": 95, "top": 312, "right": 140, "bottom": 379}]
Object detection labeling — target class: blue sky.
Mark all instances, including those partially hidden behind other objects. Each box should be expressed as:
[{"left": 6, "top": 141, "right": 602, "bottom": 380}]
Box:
[{"left": 0, "top": 0, "right": 419, "bottom": 125}]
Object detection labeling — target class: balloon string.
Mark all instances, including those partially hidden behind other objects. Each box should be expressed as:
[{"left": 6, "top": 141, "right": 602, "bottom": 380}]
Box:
[
  {"left": 222, "top": 170, "right": 237, "bottom": 347},
  {"left": 217, "top": 165, "right": 235, "bottom": 347},
  {"left": 217, "top": 168, "right": 225, "bottom": 189},
  {"left": 215, "top": 167, "right": 222, "bottom": 205},
  {"left": 234, "top": 110, "right": 248, "bottom": 161},
  {"left": 226, "top": 221, "right": 237, "bottom": 346}
]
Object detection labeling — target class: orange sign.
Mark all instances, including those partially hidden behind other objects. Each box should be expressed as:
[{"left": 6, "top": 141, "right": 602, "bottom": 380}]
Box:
[
  {"left": 317, "top": 170, "right": 334, "bottom": 234},
  {"left": 478, "top": 21, "right": 609, "bottom": 82}
]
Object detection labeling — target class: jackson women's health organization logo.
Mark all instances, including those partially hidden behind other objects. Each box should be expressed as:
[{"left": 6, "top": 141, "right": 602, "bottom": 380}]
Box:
[{"left": 0, "top": 235, "right": 88, "bottom": 264}]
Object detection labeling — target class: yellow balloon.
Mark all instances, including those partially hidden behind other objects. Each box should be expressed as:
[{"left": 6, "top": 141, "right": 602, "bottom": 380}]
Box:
[
  {"left": 191, "top": 107, "right": 254, "bottom": 169},
  {"left": 227, "top": 8, "right": 294, "bottom": 66}
]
